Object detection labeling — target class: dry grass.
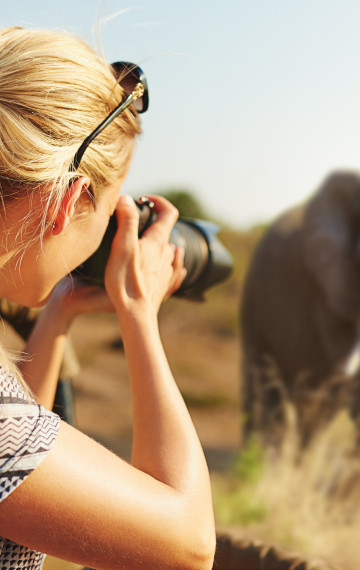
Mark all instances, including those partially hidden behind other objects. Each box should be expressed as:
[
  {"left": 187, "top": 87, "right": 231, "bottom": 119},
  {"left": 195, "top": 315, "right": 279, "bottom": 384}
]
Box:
[{"left": 212, "top": 405, "right": 360, "bottom": 569}]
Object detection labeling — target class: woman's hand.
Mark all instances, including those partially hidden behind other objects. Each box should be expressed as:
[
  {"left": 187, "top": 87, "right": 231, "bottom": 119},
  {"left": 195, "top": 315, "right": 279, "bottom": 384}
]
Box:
[
  {"left": 104, "top": 195, "right": 186, "bottom": 320},
  {"left": 47, "top": 194, "right": 185, "bottom": 328},
  {"left": 47, "top": 277, "right": 114, "bottom": 331}
]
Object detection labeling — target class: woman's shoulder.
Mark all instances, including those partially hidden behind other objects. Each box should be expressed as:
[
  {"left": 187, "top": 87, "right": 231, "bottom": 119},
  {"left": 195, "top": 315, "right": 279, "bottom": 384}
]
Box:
[{"left": 0, "top": 364, "right": 60, "bottom": 503}]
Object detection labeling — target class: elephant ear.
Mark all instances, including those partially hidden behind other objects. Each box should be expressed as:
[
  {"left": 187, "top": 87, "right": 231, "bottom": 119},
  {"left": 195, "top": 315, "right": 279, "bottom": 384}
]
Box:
[{"left": 302, "top": 171, "right": 360, "bottom": 322}]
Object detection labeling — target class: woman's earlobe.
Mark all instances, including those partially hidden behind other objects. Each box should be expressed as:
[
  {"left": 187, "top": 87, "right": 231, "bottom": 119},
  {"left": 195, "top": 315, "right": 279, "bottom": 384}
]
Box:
[{"left": 50, "top": 219, "right": 62, "bottom": 236}]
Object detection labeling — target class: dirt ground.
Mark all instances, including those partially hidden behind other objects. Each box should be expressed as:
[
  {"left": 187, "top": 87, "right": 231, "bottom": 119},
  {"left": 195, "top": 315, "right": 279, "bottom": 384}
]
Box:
[{"left": 69, "top": 303, "right": 241, "bottom": 472}]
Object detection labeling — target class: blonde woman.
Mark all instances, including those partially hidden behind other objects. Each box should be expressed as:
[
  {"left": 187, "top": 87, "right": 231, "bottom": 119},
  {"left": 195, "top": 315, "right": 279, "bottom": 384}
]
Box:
[{"left": 0, "top": 27, "right": 215, "bottom": 569}]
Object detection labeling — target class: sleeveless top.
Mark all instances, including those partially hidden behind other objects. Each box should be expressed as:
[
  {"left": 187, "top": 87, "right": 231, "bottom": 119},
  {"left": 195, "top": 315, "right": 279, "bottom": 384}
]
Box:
[{"left": 0, "top": 367, "right": 60, "bottom": 569}]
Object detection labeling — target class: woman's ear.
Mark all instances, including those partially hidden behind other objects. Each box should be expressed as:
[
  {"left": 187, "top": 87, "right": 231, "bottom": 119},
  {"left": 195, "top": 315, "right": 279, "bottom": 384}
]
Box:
[{"left": 52, "top": 177, "right": 91, "bottom": 235}]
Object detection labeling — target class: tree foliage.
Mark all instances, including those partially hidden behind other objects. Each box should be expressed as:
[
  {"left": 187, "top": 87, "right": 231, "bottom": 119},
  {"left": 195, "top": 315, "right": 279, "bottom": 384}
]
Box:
[{"left": 159, "top": 189, "right": 207, "bottom": 219}]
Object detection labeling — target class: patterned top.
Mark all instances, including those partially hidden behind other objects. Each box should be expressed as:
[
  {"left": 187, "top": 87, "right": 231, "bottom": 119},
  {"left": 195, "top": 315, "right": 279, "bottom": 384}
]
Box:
[{"left": 0, "top": 367, "right": 60, "bottom": 569}]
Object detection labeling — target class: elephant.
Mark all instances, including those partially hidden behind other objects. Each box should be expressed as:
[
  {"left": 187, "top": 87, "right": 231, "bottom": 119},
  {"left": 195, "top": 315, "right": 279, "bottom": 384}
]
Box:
[{"left": 240, "top": 171, "right": 360, "bottom": 447}]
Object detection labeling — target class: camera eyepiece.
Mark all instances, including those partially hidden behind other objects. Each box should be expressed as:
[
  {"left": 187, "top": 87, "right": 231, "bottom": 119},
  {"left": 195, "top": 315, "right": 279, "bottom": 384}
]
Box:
[{"left": 73, "top": 197, "right": 233, "bottom": 300}]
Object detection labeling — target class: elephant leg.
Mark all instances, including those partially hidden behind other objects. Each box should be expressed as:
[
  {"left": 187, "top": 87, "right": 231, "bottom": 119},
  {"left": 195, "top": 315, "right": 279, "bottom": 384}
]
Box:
[
  {"left": 291, "top": 369, "right": 354, "bottom": 447},
  {"left": 241, "top": 354, "right": 290, "bottom": 448}
]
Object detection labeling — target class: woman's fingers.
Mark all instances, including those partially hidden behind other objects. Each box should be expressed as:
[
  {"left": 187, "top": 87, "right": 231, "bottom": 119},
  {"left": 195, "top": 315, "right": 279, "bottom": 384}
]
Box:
[
  {"left": 51, "top": 277, "right": 115, "bottom": 317},
  {"left": 105, "top": 194, "right": 186, "bottom": 312},
  {"left": 140, "top": 195, "right": 179, "bottom": 243},
  {"left": 165, "top": 245, "right": 187, "bottom": 299},
  {"left": 112, "top": 195, "right": 140, "bottom": 257}
]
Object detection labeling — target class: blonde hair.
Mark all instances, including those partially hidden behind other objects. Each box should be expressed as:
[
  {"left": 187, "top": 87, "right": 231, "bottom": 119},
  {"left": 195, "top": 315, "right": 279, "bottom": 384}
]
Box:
[
  {"left": 0, "top": 26, "right": 141, "bottom": 394},
  {"left": 0, "top": 26, "right": 141, "bottom": 231}
]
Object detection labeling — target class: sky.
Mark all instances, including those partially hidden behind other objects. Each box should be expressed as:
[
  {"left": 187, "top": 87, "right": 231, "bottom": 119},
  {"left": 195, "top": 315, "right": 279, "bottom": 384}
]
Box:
[{"left": 3, "top": 0, "right": 360, "bottom": 228}]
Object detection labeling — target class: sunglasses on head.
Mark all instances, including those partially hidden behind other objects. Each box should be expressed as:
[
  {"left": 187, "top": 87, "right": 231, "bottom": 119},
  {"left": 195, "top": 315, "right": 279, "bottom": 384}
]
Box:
[{"left": 70, "top": 61, "right": 149, "bottom": 171}]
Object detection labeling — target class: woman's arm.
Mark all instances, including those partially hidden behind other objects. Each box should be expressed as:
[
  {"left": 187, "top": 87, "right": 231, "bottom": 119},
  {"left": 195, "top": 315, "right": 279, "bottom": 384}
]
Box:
[
  {"left": 19, "top": 281, "right": 113, "bottom": 409},
  {"left": 0, "top": 195, "right": 216, "bottom": 569},
  {"left": 18, "top": 291, "right": 72, "bottom": 408},
  {"left": 0, "top": 420, "right": 215, "bottom": 570}
]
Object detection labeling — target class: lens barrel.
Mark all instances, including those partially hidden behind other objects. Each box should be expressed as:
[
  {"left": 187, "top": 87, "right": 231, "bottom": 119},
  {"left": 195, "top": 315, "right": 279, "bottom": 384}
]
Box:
[{"left": 74, "top": 198, "right": 233, "bottom": 300}]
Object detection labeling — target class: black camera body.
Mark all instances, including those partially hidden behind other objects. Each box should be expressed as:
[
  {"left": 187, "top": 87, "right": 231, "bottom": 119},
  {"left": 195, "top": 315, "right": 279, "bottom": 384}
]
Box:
[{"left": 75, "top": 197, "right": 233, "bottom": 300}]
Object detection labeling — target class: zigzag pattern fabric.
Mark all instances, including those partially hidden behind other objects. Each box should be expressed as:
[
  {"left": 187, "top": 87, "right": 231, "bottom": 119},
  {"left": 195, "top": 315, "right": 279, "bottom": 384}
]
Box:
[{"left": 0, "top": 367, "right": 60, "bottom": 569}]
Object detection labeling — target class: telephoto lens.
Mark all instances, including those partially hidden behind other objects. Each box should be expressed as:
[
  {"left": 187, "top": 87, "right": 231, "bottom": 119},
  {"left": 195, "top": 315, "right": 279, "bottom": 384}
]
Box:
[{"left": 74, "top": 197, "right": 233, "bottom": 300}]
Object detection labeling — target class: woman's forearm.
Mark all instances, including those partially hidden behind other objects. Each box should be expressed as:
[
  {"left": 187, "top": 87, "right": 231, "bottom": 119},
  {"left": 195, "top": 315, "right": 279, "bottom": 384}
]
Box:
[
  {"left": 119, "top": 309, "right": 215, "bottom": 545},
  {"left": 19, "top": 303, "right": 71, "bottom": 408},
  {"left": 18, "top": 279, "right": 114, "bottom": 408}
]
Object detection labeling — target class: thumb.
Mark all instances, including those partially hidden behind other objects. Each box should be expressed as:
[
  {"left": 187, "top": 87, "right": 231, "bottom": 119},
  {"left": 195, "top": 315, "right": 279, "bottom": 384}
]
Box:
[{"left": 113, "top": 195, "right": 139, "bottom": 253}]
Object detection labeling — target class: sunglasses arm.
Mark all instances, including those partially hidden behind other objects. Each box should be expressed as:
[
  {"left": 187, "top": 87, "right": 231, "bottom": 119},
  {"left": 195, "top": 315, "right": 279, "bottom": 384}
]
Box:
[{"left": 70, "top": 91, "right": 137, "bottom": 172}]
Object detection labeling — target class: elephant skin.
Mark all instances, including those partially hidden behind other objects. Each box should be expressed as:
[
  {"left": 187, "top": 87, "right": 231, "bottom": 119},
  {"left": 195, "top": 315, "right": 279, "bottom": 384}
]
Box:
[{"left": 240, "top": 171, "right": 360, "bottom": 446}]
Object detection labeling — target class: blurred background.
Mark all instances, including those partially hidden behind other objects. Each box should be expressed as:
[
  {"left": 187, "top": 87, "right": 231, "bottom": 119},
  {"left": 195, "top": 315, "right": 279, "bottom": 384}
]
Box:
[
  {"left": 4, "top": 0, "right": 360, "bottom": 228},
  {"left": 3, "top": 1, "right": 360, "bottom": 569}
]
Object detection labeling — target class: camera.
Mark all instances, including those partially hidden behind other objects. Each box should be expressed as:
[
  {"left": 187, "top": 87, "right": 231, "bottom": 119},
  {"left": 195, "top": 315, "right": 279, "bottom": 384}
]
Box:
[{"left": 74, "top": 197, "right": 233, "bottom": 300}]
